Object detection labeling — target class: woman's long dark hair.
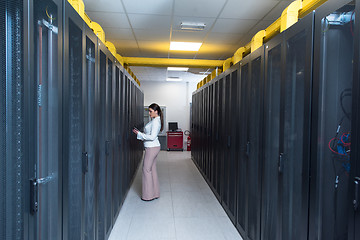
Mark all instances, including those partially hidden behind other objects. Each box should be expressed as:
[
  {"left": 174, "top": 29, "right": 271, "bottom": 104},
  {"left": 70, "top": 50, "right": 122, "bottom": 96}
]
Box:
[{"left": 149, "top": 103, "right": 164, "bottom": 131}]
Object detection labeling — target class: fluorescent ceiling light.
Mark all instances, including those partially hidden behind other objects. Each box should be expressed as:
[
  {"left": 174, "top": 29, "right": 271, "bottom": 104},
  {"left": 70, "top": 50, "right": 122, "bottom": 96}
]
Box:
[
  {"left": 167, "top": 67, "right": 189, "bottom": 72},
  {"left": 170, "top": 41, "right": 202, "bottom": 51},
  {"left": 166, "top": 77, "right": 182, "bottom": 82},
  {"left": 180, "top": 22, "right": 206, "bottom": 31}
]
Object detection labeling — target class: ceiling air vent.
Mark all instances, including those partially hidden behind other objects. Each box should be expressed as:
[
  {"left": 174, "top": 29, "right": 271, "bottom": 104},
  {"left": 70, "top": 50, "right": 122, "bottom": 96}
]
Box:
[{"left": 180, "top": 22, "right": 206, "bottom": 31}]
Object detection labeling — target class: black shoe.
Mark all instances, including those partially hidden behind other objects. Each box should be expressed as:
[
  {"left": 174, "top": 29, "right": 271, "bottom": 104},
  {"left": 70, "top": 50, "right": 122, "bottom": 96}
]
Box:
[{"left": 141, "top": 197, "right": 159, "bottom": 201}]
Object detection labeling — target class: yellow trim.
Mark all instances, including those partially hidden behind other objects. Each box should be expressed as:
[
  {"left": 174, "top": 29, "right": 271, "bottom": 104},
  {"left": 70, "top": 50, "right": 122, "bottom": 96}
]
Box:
[
  {"left": 280, "top": 0, "right": 302, "bottom": 32},
  {"left": 116, "top": 54, "right": 124, "bottom": 66},
  {"left": 83, "top": 12, "right": 92, "bottom": 27},
  {"left": 251, "top": 30, "right": 266, "bottom": 53},
  {"left": 300, "top": 0, "right": 327, "bottom": 18},
  {"left": 233, "top": 47, "right": 245, "bottom": 65},
  {"left": 105, "top": 41, "right": 116, "bottom": 57},
  {"left": 123, "top": 57, "right": 224, "bottom": 68},
  {"left": 223, "top": 58, "right": 232, "bottom": 71},
  {"left": 264, "top": 18, "right": 281, "bottom": 42},
  {"left": 90, "top": 22, "right": 105, "bottom": 44},
  {"left": 67, "top": 0, "right": 85, "bottom": 20}
]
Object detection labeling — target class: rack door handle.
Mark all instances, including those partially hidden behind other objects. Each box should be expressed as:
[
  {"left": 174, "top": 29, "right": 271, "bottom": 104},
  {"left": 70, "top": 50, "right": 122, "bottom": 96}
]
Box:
[
  {"left": 246, "top": 142, "right": 250, "bottom": 156},
  {"left": 82, "top": 152, "right": 88, "bottom": 174},
  {"left": 278, "top": 153, "right": 284, "bottom": 174},
  {"left": 354, "top": 177, "right": 360, "bottom": 211}
]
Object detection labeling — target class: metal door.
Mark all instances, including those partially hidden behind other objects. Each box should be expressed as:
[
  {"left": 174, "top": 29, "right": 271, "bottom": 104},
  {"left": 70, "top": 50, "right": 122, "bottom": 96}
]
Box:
[
  {"left": 62, "top": 10, "right": 84, "bottom": 239},
  {"left": 222, "top": 75, "right": 231, "bottom": 209},
  {"left": 261, "top": 34, "right": 282, "bottom": 240},
  {"left": 96, "top": 50, "right": 106, "bottom": 240},
  {"left": 236, "top": 60, "right": 250, "bottom": 237},
  {"left": 247, "top": 47, "right": 264, "bottom": 240},
  {"left": 32, "top": 0, "right": 62, "bottom": 239},
  {"left": 0, "top": 0, "right": 26, "bottom": 239},
  {"left": 105, "top": 59, "right": 113, "bottom": 237},
  {"left": 351, "top": 1, "right": 360, "bottom": 237},
  {"left": 113, "top": 66, "right": 120, "bottom": 218},
  {"left": 84, "top": 34, "right": 96, "bottom": 240},
  {"left": 228, "top": 67, "right": 239, "bottom": 221},
  {"left": 309, "top": 1, "right": 356, "bottom": 239},
  {"left": 281, "top": 13, "right": 313, "bottom": 240}
]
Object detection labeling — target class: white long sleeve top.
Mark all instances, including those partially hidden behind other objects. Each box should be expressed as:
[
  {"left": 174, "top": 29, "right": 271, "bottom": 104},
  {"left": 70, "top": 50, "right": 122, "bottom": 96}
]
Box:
[{"left": 137, "top": 116, "right": 161, "bottom": 148}]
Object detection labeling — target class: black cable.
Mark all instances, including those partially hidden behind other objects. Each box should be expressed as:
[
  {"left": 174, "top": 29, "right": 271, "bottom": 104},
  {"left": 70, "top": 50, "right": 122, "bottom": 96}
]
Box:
[{"left": 340, "top": 88, "right": 352, "bottom": 120}]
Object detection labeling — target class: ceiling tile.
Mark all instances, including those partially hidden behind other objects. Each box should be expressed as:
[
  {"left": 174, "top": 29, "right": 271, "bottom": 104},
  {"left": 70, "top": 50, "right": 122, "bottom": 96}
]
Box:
[
  {"left": 86, "top": 12, "right": 130, "bottom": 28},
  {"left": 198, "top": 42, "right": 238, "bottom": 55},
  {"left": 172, "top": 16, "right": 216, "bottom": 32},
  {"left": 111, "top": 39, "right": 139, "bottom": 55},
  {"left": 220, "top": 0, "right": 279, "bottom": 20},
  {"left": 171, "top": 30, "right": 208, "bottom": 42},
  {"left": 103, "top": 28, "right": 135, "bottom": 40},
  {"left": 128, "top": 14, "right": 172, "bottom": 30},
  {"left": 174, "top": 0, "right": 227, "bottom": 18},
  {"left": 205, "top": 32, "right": 244, "bottom": 45},
  {"left": 117, "top": 48, "right": 141, "bottom": 57},
  {"left": 83, "top": 0, "right": 124, "bottom": 13},
  {"left": 134, "top": 29, "right": 170, "bottom": 41},
  {"left": 137, "top": 40, "right": 170, "bottom": 54},
  {"left": 168, "top": 52, "right": 197, "bottom": 59},
  {"left": 136, "top": 50, "right": 169, "bottom": 58},
  {"left": 122, "top": 0, "right": 173, "bottom": 15},
  {"left": 212, "top": 18, "right": 258, "bottom": 34}
]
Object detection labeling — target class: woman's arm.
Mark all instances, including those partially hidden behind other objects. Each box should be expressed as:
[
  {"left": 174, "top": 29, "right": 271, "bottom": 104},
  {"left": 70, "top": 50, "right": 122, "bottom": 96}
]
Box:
[{"left": 137, "top": 119, "right": 161, "bottom": 141}]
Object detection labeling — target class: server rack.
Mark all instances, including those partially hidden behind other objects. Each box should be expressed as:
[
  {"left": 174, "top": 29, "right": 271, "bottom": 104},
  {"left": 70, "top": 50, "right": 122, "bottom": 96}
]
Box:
[
  {"left": 261, "top": 33, "right": 282, "bottom": 240},
  {"left": 246, "top": 46, "right": 265, "bottom": 240},
  {"left": 281, "top": 12, "right": 314, "bottom": 240},
  {"left": 351, "top": 0, "right": 360, "bottom": 236},
  {"left": 83, "top": 22, "right": 98, "bottom": 240},
  {"left": 62, "top": 2, "right": 85, "bottom": 239},
  {"left": 1, "top": 1, "right": 144, "bottom": 239},
  {"left": 1, "top": 1, "right": 27, "bottom": 239},
  {"left": 309, "top": 1, "right": 356, "bottom": 239},
  {"left": 235, "top": 52, "right": 251, "bottom": 238},
  {"left": 190, "top": 1, "right": 360, "bottom": 240},
  {"left": 30, "top": 0, "right": 64, "bottom": 239},
  {"left": 214, "top": 80, "right": 221, "bottom": 200}
]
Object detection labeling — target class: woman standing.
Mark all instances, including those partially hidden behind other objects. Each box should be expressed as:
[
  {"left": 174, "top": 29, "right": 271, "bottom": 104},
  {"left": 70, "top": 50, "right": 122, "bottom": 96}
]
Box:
[{"left": 133, "top": 103, "right": 164, "bottom": 201}]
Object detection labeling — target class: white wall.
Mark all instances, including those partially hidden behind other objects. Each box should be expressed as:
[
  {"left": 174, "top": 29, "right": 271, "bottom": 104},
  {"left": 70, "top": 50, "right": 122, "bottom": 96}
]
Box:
[{"left": 140, "top": 81, "right": 198, "bottom": 149}]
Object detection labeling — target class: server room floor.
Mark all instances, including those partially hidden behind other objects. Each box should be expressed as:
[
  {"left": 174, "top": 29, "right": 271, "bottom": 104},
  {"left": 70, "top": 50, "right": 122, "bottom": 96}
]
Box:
[{"left": 108, "top": 151, "right": 242, "bottom": 240}]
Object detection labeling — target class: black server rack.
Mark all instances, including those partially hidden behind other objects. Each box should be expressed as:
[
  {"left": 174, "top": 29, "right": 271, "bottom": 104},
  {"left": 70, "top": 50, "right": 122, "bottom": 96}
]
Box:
[
  {"left": 1, "top": 1, "right": 144, "bottom": 239},
  {"left": 112, "top": 66, "right": 120, "bottom": 219},
  {"left": 83, "top": 26, "right": 97, "bottom": 240},
  {"left": 246, "top": 46, "right": 265, "bottom": 240},
  {"left": 261, "top": 33, "right": 282, "bottom": 240},
  {"left": 0, "top": 1, "right": 26, "bottom": 239},
  {"left": 209, "top": 84, "right": 215, "bottom": 188},
  {"left": 214, "top": 80, "right": 221, "bottom": 200},
  {"left": 190, "top": 1, "right": 360, "bottom": 240},
  {"left": 351, "top": 0, "right": 360, "bottom": 236},
  {"left": 62, "top": 3, "right": 84, "bottom": 239},
  {"left": 31, "top": 0, "right": 64, "bottom": 239},
  {"left": 281, "top": 12, "right": 313, "bottom": 240},
  {"left": 236, "top": 55, "right": 250, "bottom": 238},
  {"left": 97, "top": 49, "right": 107, "bottom": 240},
  {"left": 105, "top": 57, "right": 113, "bottom": 237},
  {"left": 309, "top": 1, "right": 356, "bottom": 239},
  {"left": 221, "top": 74, "right": 231, "bottom": 211}
]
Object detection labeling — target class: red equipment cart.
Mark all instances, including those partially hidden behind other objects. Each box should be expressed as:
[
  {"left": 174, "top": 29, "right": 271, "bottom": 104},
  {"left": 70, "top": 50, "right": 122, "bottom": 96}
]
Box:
[{"left": 167, "top": 131, "right": 183, "bottom": 151}]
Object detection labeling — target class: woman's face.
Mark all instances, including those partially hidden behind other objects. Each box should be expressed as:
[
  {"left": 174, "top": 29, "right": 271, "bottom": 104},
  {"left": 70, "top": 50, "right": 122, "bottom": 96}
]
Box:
[{"left": 149, "top": 108, "right": 158, "bottom": 118}]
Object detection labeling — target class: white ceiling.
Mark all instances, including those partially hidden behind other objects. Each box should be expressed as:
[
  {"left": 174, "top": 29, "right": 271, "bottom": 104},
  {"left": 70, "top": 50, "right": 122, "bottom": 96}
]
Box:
[{"left": 83, "top": 0, "right": 294, "bottom": 82}]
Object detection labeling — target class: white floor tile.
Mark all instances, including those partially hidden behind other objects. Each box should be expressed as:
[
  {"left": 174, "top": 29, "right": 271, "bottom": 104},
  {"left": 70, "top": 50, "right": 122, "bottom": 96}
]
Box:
[{"left": 109, "top": 151, "right": 242, "bottom": 240}]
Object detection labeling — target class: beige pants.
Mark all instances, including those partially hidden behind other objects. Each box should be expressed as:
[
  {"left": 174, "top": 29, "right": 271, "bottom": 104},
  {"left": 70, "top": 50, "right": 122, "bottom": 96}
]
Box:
[{"left": 142, "top": 146, "right": 160, "bottom": 200}]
